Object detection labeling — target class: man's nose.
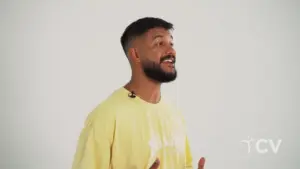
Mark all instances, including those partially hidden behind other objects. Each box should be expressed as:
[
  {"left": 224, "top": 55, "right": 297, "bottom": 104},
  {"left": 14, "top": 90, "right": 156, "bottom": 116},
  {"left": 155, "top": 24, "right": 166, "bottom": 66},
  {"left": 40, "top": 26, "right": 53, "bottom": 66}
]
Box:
[{"left": 165, "top": 46, "right": 176, "bottom": 57}]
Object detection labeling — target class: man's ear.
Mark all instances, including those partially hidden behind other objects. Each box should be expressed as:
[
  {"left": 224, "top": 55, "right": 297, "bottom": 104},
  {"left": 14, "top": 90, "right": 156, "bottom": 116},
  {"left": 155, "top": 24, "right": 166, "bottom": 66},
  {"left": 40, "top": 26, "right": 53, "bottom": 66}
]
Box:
[{"left": 128, "top": 48, "right": 141, "bottom": 63}]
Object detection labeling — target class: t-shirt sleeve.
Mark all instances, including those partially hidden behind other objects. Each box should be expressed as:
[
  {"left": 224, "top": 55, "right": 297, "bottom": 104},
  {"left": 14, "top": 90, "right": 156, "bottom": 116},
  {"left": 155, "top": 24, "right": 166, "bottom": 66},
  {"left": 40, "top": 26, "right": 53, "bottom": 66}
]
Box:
[
  {"left": 176, "top": 109, "right": 194, "bottom": 169},
  {"left": 71, "top": 110, "right": 116, "bottom": 169},
  {"left": 185, "top": 135, "right": 194, "bottom": 169}
]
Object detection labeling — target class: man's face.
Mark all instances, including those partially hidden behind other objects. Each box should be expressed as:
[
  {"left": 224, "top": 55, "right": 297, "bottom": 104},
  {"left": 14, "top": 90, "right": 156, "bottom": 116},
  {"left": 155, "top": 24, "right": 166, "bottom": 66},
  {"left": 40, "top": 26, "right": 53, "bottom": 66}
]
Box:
[{"left": 139, "top": 27, "right": 177, "bottom": 83}]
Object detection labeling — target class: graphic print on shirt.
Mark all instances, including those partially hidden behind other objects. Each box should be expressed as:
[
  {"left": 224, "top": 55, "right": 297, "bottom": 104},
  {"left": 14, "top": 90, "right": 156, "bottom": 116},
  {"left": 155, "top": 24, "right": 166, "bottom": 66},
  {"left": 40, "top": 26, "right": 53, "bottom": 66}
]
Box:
[{"left": 146, "top": 108, "right": 186, "bottom": 169}]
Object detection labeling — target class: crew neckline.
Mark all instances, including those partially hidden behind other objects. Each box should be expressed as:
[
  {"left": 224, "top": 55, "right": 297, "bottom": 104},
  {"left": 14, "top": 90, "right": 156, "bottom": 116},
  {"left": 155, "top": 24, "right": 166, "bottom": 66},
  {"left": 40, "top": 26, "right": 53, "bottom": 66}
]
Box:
[{"left": 121, "top": 87, "right": 163, "bottom": 106}]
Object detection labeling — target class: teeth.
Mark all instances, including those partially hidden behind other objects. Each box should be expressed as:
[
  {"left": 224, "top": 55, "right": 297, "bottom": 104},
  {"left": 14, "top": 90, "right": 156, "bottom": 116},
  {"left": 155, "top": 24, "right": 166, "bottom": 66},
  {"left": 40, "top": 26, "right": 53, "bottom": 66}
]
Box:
[{"left": 164, "top": 59, "right": 173, "bottom": 63}]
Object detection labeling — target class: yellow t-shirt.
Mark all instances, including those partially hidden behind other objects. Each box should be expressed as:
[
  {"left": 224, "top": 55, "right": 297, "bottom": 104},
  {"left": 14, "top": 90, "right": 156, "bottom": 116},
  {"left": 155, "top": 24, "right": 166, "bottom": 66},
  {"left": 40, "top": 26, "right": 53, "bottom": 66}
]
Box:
[{"left": 71, "top": 87, "right": 193, "bottom": 169}]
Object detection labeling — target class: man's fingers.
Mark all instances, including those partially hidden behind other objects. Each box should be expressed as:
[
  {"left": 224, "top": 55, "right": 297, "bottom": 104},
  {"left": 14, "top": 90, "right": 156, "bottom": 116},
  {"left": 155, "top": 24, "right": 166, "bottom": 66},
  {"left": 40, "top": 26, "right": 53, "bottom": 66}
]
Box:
[
  {"left": 198, "top": 157, "right": 206, "bottom": 169},
  {"left": 149, "top": 158, "right": 160, "bottom": 169},
  {"left": 149, "top": 157, "right": 204, "bottom": 169}
]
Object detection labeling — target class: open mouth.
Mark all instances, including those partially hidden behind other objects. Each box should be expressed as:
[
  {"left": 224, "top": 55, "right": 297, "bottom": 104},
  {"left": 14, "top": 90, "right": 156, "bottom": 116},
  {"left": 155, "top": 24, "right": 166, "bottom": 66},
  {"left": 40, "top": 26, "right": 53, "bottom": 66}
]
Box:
[
  {"left": 162, "top": 58, "right": 174, "bottom": 63},
  {"left": 161, "top": 59, "right": 175, "bottom": 67}
]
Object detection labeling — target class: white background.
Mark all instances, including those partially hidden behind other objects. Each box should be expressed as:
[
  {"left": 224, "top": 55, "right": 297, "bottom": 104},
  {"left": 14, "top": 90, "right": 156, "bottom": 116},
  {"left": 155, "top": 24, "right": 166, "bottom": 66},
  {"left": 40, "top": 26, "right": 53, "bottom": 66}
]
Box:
[{"left": 1, "top": 0, "right": 299, "bottom": 169}]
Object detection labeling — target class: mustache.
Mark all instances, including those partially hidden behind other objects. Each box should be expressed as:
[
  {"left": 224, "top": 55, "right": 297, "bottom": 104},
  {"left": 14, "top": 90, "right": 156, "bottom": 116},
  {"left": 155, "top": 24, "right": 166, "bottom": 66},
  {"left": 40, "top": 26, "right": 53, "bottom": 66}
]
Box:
[{"left": 160, "top": 55, "right": 175, "bottom": 63}]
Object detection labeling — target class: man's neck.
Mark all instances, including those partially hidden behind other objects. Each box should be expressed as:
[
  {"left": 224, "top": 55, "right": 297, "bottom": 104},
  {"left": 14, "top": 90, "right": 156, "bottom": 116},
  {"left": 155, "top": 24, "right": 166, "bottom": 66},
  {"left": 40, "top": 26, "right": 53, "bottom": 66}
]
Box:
[{"left": 124, "top": 76, "right": 161, "bottom": 104}]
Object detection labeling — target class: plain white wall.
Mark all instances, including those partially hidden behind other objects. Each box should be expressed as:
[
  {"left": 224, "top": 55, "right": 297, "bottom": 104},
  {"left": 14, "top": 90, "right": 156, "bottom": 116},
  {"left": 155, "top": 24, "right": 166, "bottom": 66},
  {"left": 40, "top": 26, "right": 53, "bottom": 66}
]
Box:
[{"left": 1, "top": 0, "right": 299, "bottom": 169}]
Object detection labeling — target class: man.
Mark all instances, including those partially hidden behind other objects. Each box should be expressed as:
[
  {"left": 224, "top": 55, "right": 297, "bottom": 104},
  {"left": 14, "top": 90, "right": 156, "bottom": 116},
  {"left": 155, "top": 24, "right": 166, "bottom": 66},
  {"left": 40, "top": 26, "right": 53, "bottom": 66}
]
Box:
[{"left": 71, "top": 17, "right": 206, "bottom": 169}]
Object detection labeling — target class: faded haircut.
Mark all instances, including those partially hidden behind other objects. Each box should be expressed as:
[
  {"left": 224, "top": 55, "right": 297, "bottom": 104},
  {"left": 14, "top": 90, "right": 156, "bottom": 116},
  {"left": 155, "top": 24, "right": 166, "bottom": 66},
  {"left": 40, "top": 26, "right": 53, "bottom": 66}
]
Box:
[{"left": 120, "top": 17, "right": 174, "bottom": 56}]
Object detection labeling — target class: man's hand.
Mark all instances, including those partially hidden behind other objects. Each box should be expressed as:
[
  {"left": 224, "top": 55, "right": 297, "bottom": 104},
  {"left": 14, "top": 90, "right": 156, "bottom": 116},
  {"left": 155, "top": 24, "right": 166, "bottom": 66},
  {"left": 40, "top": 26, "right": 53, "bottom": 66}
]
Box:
[
  {"left": 149, "top": 159, "right": 160, "bottom": 169},
  {"left": 149, "top": 157, "right": 206, "bottom": 169},
  {"left": 198, "top": 157, "right": 206, "bottom": 169}
]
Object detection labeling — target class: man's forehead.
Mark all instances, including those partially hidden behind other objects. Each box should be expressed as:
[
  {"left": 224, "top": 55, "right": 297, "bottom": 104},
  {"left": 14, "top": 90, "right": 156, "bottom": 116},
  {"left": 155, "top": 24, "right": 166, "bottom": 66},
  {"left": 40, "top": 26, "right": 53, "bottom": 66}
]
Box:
[
  {"left": 132, "top": 28, "right": 173, "bottom": 47},
  {"left": 145, "top": 28, "right": 173, "bottom": 39}
]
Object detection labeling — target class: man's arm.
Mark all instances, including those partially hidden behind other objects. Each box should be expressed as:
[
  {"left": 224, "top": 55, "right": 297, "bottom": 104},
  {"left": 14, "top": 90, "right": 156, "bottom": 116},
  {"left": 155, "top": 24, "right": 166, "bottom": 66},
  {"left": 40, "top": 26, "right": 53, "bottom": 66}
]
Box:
[{"left": 71, "top": 111, "right": 116, "bottom": 169}]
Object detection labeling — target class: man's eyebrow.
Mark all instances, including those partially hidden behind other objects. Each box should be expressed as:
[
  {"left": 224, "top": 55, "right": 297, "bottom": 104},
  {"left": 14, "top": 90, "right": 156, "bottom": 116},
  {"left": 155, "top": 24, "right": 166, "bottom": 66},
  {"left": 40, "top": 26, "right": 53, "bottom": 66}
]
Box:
[{"left": 152, "top": 34, "right": 173, "bottom": 40}]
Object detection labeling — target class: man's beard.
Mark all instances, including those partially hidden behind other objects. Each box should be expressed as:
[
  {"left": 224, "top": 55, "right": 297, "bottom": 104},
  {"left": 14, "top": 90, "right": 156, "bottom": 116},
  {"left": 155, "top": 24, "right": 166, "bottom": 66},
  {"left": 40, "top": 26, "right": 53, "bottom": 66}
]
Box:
[{"left": 141, "top": 59, "right": 177, "bottom": 83}]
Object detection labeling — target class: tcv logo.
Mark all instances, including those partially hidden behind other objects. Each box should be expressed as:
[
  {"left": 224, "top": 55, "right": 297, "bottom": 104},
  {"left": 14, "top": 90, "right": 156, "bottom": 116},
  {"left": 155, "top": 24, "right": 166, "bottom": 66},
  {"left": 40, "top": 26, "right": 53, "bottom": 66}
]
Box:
[{"left": 241, "top": 136, "right": 282, "bottom": 154}]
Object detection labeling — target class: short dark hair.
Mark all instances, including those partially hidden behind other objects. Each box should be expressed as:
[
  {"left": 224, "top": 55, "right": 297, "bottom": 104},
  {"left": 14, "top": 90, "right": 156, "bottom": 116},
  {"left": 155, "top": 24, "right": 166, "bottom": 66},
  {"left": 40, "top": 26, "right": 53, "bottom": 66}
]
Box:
[{"left": 120, "top": 17, "right": 174, "bottom": 56}]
